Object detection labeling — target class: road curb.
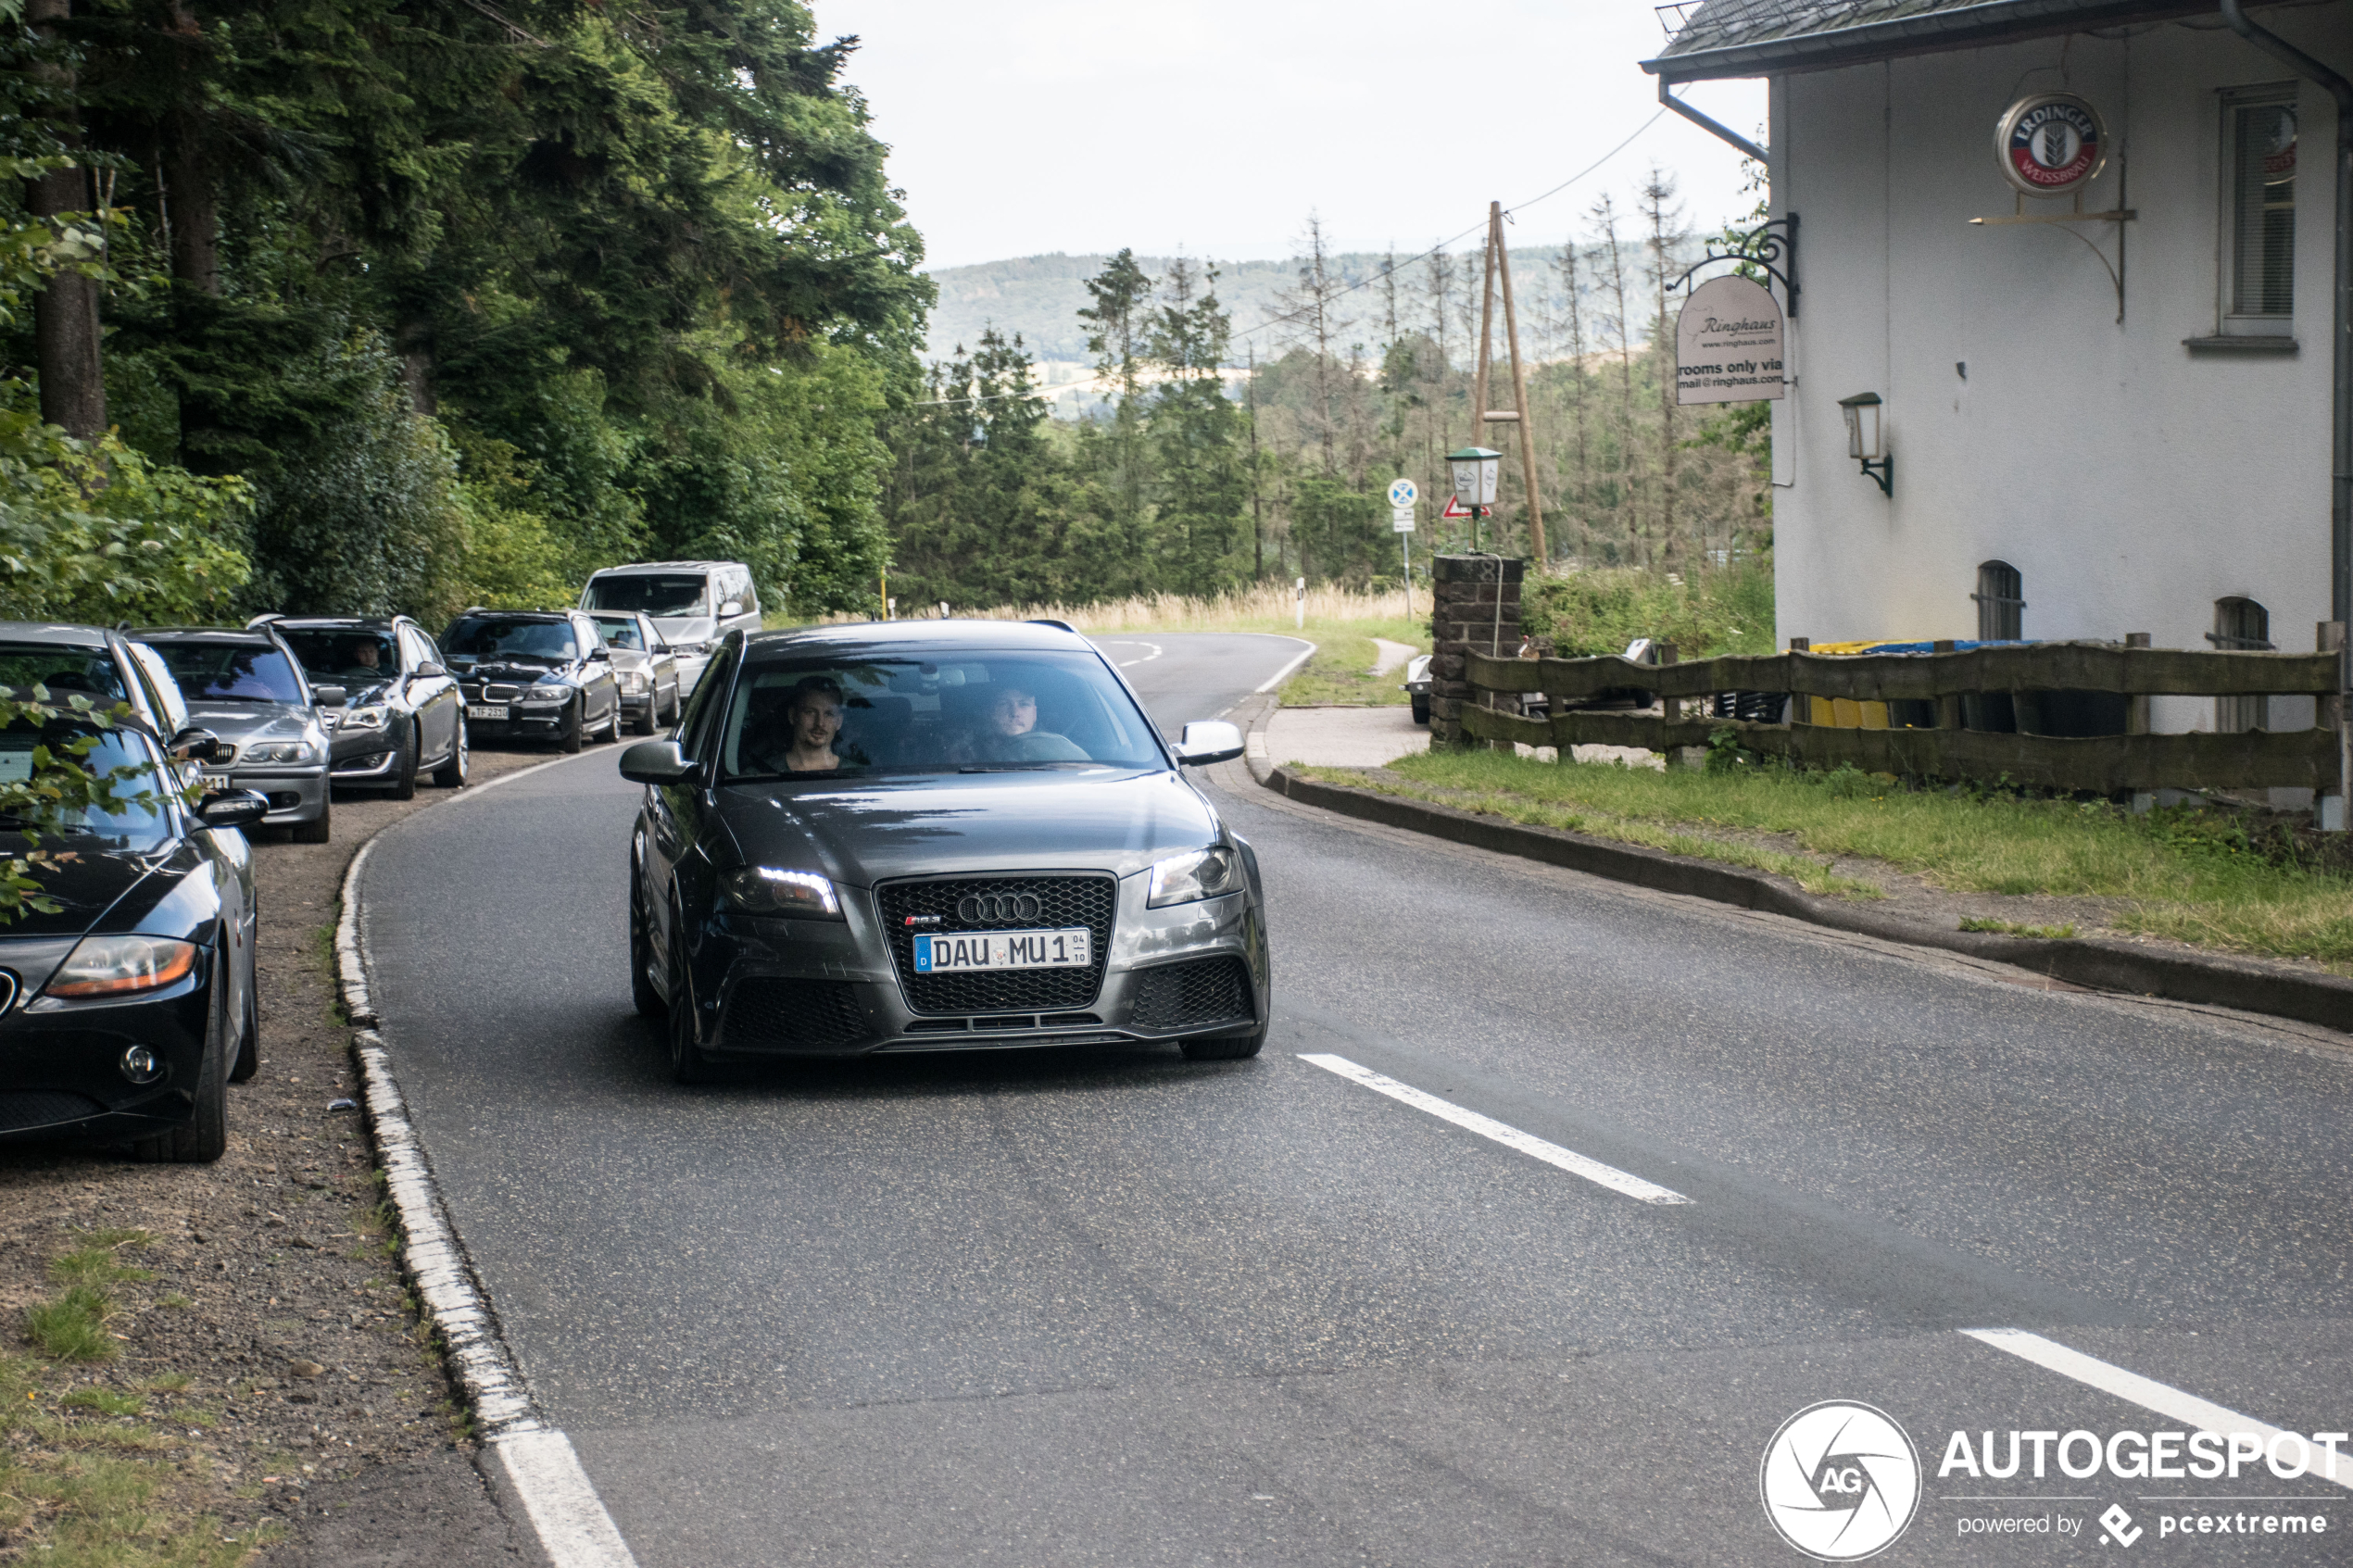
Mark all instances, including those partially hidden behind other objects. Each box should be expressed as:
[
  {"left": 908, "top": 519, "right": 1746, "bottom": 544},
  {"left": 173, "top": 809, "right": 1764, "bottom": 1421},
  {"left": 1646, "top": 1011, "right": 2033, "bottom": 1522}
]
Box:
[
  {"left": 1262, "top": 764, "right": 2353, "bottom": 1034},
  {"left": 333, "top": 751, "right": 641, "bottom": 1568}
]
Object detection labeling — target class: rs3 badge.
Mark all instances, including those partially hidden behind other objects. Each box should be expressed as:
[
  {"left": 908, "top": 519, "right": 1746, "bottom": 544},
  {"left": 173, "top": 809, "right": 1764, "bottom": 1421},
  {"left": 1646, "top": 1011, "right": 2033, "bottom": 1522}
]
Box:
[{"left": 1995, "top": 92, "right": 2106, "bottom": 197}]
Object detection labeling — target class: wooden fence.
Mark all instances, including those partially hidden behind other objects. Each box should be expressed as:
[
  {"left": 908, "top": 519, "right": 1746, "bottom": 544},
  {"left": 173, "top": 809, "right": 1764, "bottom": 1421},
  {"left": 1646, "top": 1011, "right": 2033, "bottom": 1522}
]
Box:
[{"left": 1460, "top": 642, "right": 2348, "bottom": 795}]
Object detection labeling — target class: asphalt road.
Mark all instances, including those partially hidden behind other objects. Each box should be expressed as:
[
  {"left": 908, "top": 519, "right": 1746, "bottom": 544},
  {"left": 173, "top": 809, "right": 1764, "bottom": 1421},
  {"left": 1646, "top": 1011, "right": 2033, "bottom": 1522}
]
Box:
[{"left": 361, "top": 632, "right": 2353, "bottom": 1566}]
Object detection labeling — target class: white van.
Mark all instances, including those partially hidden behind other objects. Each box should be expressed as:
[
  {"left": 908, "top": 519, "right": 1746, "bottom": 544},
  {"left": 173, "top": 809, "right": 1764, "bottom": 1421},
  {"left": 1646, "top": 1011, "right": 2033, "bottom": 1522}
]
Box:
[{"left": 578, "top": 561, "right": 761, "bottom": 693}]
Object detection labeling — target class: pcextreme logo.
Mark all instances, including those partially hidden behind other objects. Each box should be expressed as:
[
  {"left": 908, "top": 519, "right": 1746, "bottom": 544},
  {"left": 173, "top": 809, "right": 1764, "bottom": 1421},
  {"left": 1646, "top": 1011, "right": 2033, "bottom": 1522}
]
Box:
[{"left": 1761, "top": 1401, "right": 1924, "bottom": 1561}]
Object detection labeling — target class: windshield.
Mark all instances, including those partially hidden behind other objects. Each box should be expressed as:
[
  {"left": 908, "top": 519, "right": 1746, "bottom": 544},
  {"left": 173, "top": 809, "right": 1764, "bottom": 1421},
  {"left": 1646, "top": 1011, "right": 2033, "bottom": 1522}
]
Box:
[
  {"left": 718, "top": 651, "right": 1165, "bottom": 781},
  {"left": 444, "top": 617, "right": 578, "bottom": 662},
  {"left": 0, "top": 722, "right": 171, "bottom": 847},
  {"left": 145, "top": 640, "right": 307, "bottom": 704},
  {"left": 0, "top": 643, "right": 126, "bottom": 702},
  {"left": 585, "top": 574, "right": 707, "bottom": 618},
  {"left": 591, "top": 616, "right": 646, "bottom": 652},
  {"left": 281, "top": 628, "right": 397, "bottom": 687}
]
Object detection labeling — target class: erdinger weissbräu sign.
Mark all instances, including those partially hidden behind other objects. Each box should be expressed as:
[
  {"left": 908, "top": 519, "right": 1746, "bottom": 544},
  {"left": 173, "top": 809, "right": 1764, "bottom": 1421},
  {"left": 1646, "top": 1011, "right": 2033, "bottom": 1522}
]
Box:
[
  {"left": 1674, "top": 275, "right": 1784, "bottom": 406},
  {"left": 1994, "top": 92, "right": 2107, "bottom": 197}
]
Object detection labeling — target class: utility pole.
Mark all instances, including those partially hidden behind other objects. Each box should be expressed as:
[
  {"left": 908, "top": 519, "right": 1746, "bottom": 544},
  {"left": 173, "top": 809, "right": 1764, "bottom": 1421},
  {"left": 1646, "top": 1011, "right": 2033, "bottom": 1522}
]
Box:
[{"left": 1493, "top": 206, "right": 1548, "bottom": 566}]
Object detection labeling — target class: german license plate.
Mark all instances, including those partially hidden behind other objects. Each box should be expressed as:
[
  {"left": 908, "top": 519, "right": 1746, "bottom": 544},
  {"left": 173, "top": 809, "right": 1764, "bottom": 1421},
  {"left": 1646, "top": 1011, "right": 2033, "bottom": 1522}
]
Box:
[
  {"left": 466, "top": 705, "right": 509, "bottom": 721},
  {"left": 914, "top": 927, "right": 1090, "bottom": 973}
]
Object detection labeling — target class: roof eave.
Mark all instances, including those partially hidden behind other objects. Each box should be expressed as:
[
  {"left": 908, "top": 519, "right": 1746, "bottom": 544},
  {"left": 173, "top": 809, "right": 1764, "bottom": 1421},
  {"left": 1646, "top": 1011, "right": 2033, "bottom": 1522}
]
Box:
[{"left": 1643, "top": 0, "right": 2215, "bottom": 81}]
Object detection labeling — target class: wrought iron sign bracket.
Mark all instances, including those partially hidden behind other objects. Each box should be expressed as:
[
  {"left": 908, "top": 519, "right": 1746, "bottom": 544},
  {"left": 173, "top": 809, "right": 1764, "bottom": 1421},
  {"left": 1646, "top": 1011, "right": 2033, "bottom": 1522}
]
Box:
[
  {"left": 1670, "top": 214, "right": 1799, "bottom": 318},
  {"left": 1969, "top": 191, "right": 2136, "bottom": 323}
]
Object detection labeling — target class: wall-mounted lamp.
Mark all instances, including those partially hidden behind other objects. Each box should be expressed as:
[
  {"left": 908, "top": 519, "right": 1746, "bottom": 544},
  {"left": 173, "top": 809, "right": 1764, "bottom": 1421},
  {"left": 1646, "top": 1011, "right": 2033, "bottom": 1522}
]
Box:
[{"left": 1838, "top": 392, "right": 1894, "bottom": 496}]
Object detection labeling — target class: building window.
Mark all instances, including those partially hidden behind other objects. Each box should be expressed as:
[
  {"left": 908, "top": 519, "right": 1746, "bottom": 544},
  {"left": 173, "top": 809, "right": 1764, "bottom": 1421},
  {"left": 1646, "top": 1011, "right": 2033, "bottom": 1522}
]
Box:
[
  {"left": 2225, "top": 88, "right": 2297, "bottom": 325},
  {"left": 1973, "top": 561, "right": 2024, "bottom": 641},
  {"left": 2209, "top": 596, "right": 2272, "bottom": 732}
]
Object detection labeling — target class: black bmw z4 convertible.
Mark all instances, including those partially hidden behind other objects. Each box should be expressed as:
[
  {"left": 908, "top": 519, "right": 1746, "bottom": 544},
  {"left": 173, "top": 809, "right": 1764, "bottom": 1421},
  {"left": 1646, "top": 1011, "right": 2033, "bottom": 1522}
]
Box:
[{"left": 620, "top": 620, "right": 1268, "bottom": 1081}]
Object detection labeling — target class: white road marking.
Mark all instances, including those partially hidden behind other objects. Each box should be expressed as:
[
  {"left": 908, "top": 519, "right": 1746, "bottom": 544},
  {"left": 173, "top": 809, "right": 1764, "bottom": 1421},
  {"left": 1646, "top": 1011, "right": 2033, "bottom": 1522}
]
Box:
[
  {"left": 1253, "top": 638, "right": 1317, "bottom": 693},
  {"left": 1298, "top": 1053, "right": 1692, "bottom": 1204},
  {"left": 1102, "top": 639, "right": 1163, "bottom": 667},
  {"left": 496, "top": 1431, "right": 642, "bottom": 1568},
  {"left": 1961, "top": 1328, "right": 2353, "bottom": 1490}
]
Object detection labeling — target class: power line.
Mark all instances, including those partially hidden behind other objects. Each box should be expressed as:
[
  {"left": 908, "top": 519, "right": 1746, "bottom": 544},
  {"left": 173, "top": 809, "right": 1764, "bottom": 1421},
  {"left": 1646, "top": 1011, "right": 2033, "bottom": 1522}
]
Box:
[{"left": 909, "top": 107, "right": 1672, "bottom": 407}]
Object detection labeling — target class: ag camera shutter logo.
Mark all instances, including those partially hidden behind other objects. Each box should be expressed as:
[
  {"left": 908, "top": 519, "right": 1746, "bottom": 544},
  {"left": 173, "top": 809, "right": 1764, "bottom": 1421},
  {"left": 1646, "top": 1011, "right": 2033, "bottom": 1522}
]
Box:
[{"left": 1760, "top": 1401, "right": 1922, "bottom": 1561}]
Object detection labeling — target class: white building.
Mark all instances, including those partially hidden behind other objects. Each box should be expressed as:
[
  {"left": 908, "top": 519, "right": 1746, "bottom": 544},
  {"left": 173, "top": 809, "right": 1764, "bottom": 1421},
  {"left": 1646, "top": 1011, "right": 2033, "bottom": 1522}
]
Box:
[{"left": 1645, "top": 0, "right": 2349, "bottom": 744}]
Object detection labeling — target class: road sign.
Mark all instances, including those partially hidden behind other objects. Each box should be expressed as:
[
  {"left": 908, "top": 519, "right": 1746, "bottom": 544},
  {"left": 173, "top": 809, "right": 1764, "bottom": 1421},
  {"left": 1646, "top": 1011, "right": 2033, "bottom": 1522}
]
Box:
[
  {"left": 1391, "top": 506, "right": 1416, "bottom": 533},
  {"left": 1441, "top": 496, "right": 1472, "bottom": 520},
  {"left": 1386, "top": 477, "right": 1418, "bottom": 508}
]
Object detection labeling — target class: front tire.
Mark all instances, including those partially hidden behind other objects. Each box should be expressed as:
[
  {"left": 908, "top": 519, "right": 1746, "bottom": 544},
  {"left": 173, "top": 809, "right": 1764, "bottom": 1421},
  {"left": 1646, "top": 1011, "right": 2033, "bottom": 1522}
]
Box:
[
  {"left": 133, "top": 953, "right": 230, "bottom": 1162},
  {"left": 388, "top": 721, "right": 420, "bottom": 800},
  {"left": 558, "top": 699, "right": 584, "bottom": 753},
  {"left": 666, "top": 917, "right": 713, "bottom": 1085},
  {"left": 1180, "top": 1020, "right": 1266, "bottom": 1061},
  {"left": 293, "top": 794, "right": 332, "bottom": 844},
  {"left": 631, "top": 699, "right": 656, "bottom": 736},
  {"left": 630, "top": 867, "right": 667, "bottom": 1019},
  {"left": 433, "top": 716, "right": 470, "bottom": 787},
  {"left": 1411, "top": 695, "right": 1430, "bottom": 725}
]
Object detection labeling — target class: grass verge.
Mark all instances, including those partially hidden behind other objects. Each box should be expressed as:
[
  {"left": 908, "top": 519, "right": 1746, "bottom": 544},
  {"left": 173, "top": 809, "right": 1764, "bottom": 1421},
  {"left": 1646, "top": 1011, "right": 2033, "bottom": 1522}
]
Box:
[{"left": 1294, "top": 748, "right": 2353, "bottom": 971}]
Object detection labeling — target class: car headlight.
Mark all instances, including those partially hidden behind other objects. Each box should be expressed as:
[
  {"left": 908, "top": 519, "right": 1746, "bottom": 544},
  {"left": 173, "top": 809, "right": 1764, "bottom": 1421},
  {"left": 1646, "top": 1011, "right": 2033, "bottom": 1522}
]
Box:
[
  {"left": 621, "top": 670, "right": 649, "bottom": 693},
  {"left": 722, "top": 867, "right": 844, "bottom": 920},
  {"left": 242, "top": 741, "right": 320, "bottom": 764},
  {"left": 1147, "top": 846, "right": 1243, "bottom": 908},
  {"left": 343, "top": 705, "right": 390, "bottom": 730},
  {"left": 46, "top": 935, "right": 198, "bottom": 998},
  {"left": 519, "top": 684, "right": 572, "bottom": 706}
]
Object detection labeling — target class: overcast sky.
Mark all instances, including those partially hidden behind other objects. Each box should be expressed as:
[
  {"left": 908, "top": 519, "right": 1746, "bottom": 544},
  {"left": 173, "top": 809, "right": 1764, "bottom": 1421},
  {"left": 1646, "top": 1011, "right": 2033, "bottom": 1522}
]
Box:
[{"left": 815, "top": 0, "right": 1768, "bottom": 270}]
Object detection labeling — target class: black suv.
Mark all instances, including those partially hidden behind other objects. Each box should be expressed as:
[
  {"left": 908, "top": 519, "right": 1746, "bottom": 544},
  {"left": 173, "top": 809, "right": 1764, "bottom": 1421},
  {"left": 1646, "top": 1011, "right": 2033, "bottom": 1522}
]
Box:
[
  {"left": 443, "top": 609, "right": 623, "bottom": 752},
  {"left": 266, "top": 615, "right": 469, "bottom": 798}
]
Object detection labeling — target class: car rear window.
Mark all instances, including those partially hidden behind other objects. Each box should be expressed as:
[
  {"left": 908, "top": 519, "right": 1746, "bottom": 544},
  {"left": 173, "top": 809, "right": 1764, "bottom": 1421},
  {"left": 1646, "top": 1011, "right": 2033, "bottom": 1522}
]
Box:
[
  {"left": 0, "top": 643, "right": 126, "bottom": 702},
  {"left": 584, "top": 574, "right": 708, "bottom": 618},
  {"left": 145, "top": 640, "right": 307, "bottom": 704},
  {"left": 718, "top": 650, "right": 1164, "bottom": 781}
]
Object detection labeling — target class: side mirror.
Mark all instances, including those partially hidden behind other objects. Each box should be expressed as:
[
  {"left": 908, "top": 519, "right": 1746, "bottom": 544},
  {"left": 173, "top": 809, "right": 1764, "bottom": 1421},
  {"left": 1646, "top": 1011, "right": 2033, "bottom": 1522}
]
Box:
[
  {"left": 414, "top": 660, "right": 447, "bottom": 679},
  {"left": 167, "top": 725, "right": 225, "bottom": 763},
  {"left": 588, "top": 646, "right": 612, "bottom": 661},
  {"left": 619, "top": 738, "right": 694, "bottom": 784},
  {"left": 310, "top": 685, "right": 347, "bottom": 708},
  {"left": 718, "top": 600, "right": 743, "bottom": 618},
  {"left": 198, "top": 789, "right": 271, "bottom": 831},
  {"left": 1173, "top": 720, "right": 1245, "bottom": 767}
]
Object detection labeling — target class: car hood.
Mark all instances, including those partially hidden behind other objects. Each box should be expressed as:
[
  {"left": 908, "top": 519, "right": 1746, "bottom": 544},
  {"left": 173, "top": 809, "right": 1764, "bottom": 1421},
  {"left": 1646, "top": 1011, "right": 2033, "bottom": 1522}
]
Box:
[
  {"left": 714, "top": 771, "right": 1220, "bottom": 887},
  {"left": 0, "top": 834, "right": 173, "bottom": 939},
  {"left": 457, "top": 660, "right": 579, "bottom": 684},
  {"left": 606, "top": 650, "right": 655, "bottom": 673},
  {"left": 652, "top": 616, "right": 716, "bottom": 646},
  {"left": 186, "top": 702, "right": 319, "bottom": 743}
]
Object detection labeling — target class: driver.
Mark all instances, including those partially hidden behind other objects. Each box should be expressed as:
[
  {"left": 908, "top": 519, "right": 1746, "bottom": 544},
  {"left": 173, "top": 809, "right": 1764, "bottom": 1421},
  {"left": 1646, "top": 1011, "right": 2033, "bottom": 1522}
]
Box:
[
  {"left": 755, "top": 676, "right": 849, "bottom": 773},
  {"left": 970, "top": 683, "right": 1087, "bottom": 762}
]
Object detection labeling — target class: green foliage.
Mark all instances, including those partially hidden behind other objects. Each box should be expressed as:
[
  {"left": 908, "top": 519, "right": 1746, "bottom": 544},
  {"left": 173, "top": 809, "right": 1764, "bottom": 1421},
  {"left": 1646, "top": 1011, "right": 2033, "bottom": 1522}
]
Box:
[
  {"left": 1520, "top": 558, "right": 1774, "bottom": 658},
  {"left": 25, "top": 1285, "right": 114, "bottom": 1362}
]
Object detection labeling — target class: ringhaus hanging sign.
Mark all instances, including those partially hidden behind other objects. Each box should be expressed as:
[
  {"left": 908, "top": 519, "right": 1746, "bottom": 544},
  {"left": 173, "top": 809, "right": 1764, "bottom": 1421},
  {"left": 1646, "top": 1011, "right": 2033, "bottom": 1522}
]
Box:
[
  {"left": 1674, "top": 275, "right": 1785, "bottom": 405},
  {"left": 1994, "top": 91, "right": 2107, "bottom": 196}
]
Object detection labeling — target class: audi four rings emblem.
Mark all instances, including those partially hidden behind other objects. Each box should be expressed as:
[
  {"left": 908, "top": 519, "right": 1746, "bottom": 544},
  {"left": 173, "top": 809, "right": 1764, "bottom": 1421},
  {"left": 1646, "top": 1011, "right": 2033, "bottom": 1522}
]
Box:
[{"left": 958, "top": 893, "right": 1041, "bottom": 922}]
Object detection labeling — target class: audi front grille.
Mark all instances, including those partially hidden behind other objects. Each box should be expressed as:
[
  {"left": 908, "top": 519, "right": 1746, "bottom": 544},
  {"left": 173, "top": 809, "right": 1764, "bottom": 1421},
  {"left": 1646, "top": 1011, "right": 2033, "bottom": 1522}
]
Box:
[{"left": 875, "top": 873, "right": 1115, "bottom": 1015}]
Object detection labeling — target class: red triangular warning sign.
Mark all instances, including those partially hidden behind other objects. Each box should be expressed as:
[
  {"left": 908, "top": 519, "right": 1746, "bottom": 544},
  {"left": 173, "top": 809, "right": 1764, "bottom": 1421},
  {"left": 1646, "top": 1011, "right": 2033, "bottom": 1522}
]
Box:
[{"left": 1441, "top": 496, "right": 1470, "bottom": 519}]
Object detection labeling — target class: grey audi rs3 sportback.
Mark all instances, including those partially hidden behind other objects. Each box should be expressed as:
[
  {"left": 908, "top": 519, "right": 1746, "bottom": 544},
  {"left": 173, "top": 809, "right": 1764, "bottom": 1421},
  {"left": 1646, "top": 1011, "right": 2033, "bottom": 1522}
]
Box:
[{"left": 618, "top": 619, "right": 1265, "bottom": 1082}]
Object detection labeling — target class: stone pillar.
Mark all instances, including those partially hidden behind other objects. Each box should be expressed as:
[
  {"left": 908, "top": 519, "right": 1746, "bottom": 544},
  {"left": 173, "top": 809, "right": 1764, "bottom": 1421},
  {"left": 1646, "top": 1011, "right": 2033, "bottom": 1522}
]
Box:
[{"left": 1428, "top": 555, "right": 1523, "bottom": 748}]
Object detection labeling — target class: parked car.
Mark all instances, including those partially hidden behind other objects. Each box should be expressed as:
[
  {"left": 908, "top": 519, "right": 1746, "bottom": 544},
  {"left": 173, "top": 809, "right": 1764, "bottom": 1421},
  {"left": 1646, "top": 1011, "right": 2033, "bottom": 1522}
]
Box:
[
  {"left": 138, "top": 628, "right": 335, "bottom": 842},
  {"left": 1403, "top": 654, "right": 1432, "bottom": 724},
  {"left": 0, "top": 629, "right": 269, "bottom": 1161},
  {"left": 444, "top": 609, "right": 622, "bottom": 753},
  {"left": 585, "top": 610, "right": 683, "bottom": 734},
  {"left": 618, "top": 620, "right": 1266, "bottom": 1083},
  {"left": 266, "top": 616, "right": 468, "bottom": 798},
  {"left": 579, "top": 560, "right": 761, "bottom": 695}
]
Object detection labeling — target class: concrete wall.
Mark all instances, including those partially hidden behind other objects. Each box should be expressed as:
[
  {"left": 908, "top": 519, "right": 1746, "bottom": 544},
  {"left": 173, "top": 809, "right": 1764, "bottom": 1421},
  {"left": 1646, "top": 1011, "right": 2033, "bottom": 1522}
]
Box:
[{"left": 1766, "top": 5, "right": 2348, "bottom": 732}]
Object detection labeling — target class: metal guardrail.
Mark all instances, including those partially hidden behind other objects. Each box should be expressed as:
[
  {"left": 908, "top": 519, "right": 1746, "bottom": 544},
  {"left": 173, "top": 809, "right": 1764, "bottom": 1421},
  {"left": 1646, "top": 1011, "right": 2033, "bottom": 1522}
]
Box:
[{"left": 1460, "top": 643, "right": 2347, "bottom": 795}]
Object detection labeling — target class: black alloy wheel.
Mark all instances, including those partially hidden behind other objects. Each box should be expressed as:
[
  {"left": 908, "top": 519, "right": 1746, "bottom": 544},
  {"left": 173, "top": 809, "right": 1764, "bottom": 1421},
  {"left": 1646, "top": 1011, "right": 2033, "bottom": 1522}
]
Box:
[
  {"left": 433, "top": 715, "right": 469, "bottom": 788},
  {"left": 1180, "top": 1020, "right": 1267, "bottom": 1060},
  {"left": 388, "top": 721, "right": 420, "bottom": 800},
  {"left": 558, "top": 697, "right": 584, "bottom": 753},
  {"left": 629, "top": 864, "right": 666, "bottom": 1019},
  {"left": 230, "top": 981, "right": 259, "bottom": 1083},
  {"left": 293, "top": 792, "right": 332, "bottom": 844},
  {"left": 665, "top": 909, "right": 714, "bottom": 1084},
  {"left": 133, "top": 951, "right": 230, "bottom": 1162}
]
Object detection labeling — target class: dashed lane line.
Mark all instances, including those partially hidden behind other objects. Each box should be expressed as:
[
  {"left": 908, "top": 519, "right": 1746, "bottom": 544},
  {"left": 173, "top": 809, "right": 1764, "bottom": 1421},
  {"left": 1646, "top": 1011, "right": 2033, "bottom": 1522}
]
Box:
[
  {"left": 1297, "top": 1053, "right": 1692, "bottom": 1205},
  {"left": 1962, "top": 1328, "right": 2353, "bottom": 1490}
]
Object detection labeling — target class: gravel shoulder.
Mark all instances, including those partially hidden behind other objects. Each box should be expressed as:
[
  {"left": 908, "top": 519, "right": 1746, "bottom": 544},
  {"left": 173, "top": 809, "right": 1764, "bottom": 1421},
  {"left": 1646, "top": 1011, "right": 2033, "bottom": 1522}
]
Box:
[{"left": 0, "top": 743, "right": 571, "bottom": 1565}]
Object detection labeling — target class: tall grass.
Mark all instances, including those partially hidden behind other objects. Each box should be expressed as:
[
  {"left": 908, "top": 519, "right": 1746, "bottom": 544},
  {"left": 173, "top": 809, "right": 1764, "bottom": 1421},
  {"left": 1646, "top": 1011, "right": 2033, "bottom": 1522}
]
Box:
[{"left": 818, "top": 583, "right": 1413, "bottom": 633}]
